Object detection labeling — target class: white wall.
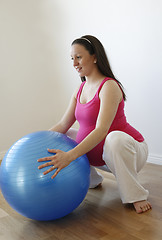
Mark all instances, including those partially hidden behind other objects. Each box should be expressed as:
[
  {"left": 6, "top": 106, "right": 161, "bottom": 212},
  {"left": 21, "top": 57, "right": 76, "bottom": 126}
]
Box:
[{"left": 0, "top": 0, "right": 162, "bottom": 163}]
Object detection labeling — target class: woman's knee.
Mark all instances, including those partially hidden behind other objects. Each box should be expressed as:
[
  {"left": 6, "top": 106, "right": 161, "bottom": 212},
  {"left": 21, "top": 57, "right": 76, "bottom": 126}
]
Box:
[
  {"left": 104, "top": 131, "right": 128, "bottom": 153},
  {"left": 103, "top": 131, "right": 134, "bottom": 163}
]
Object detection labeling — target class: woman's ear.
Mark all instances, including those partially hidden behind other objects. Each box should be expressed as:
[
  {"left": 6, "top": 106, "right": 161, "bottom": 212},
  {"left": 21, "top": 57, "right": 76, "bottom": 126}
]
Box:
[{"left": 93, "top": 55, "right": 97, "bottom": 64}]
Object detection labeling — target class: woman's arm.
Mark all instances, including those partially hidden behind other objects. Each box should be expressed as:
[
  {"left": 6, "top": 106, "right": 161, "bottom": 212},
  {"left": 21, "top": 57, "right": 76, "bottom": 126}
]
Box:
[
  {"left": 38, "top": 80, "right": 122, "bottom": 178},
  {"left": 67, "top": 80, "right": 122, "bottom": 160},
  {"left": 49, "top": 87, "right": 79, "bottom": 133}
]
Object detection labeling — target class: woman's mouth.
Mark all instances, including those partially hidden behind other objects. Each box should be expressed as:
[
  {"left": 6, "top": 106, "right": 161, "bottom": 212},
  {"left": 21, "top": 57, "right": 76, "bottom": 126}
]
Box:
[{"left": 75, "top": 67, "right": 82, "bottom": 72}]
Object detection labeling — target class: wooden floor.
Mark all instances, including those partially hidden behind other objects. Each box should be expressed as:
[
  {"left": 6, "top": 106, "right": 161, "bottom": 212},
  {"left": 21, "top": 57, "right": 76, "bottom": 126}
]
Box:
[{"left": 0, "top": 162, "right": 162, "bottom": 240}]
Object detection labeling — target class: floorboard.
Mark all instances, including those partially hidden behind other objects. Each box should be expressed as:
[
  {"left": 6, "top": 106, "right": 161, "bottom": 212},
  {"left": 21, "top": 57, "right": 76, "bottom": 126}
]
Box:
[{"left": 0, "top": 163, "right": 162, "bottom": 240}]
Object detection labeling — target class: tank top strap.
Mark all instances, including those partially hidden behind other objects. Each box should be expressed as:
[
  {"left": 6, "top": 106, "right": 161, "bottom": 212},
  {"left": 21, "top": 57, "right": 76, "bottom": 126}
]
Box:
[
  {"left": 77, "top": 77, "right": 114, "bottom": 100},
  {"left": 96, "top": 77, "right": 111, "bottom": 95},
  {"left": 76, "top": 82, "right": 86, "bottom": 100}
]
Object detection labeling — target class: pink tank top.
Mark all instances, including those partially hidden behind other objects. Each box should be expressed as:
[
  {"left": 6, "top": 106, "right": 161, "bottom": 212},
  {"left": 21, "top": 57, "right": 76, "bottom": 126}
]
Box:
[{"left": 75, "top": 77, "right": 144, "bottom": 166}]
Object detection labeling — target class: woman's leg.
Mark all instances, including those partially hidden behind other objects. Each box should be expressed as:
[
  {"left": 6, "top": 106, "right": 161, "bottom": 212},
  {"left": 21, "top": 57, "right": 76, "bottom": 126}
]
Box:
[
  {"left": 65, "top": 128, "right": 78, "bottom": 141},
  {"left": 102, "top": 131, "right": 151, "bottom": 213},
  {"left": 89, "top": 166, "right": 104, "bottom": 188}
]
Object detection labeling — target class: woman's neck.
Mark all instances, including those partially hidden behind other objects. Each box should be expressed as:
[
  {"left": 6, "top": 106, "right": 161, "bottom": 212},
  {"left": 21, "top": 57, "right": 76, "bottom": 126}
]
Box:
[{"left": 85, "top": 70, "right": 106, "bottom": 85}]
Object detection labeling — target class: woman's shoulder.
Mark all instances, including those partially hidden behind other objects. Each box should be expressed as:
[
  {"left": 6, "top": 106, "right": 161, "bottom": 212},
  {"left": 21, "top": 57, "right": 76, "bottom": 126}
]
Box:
[
  {"left": 101, "top": 78, "right": 121, "bottom": 92},
  {"left": 99, "top": 79, "right": 123, "bottom": 102}
]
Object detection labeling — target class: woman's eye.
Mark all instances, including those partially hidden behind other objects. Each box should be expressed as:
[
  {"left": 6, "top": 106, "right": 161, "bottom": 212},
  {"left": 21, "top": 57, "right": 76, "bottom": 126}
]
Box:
[{"left": 71, "top": 56, "right": 81, "bottom": 60}]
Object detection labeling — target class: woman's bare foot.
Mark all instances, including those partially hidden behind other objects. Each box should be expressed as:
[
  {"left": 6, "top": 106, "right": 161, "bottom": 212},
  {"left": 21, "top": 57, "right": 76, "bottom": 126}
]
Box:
[{"left": 133, "top": 200, "right": 152, "bottom": 213}]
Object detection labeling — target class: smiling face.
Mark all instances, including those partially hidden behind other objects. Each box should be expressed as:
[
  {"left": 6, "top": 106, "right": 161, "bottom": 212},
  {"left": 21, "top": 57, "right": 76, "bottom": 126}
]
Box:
[{"left": 71, "top": 44, "right": 96, "bottom": 77}]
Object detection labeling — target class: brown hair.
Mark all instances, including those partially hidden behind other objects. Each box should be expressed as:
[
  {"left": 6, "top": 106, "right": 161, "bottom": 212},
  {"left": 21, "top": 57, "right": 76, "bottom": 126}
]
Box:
[{"left": 71, "top": 35, "right": 126, "bottom": 101}]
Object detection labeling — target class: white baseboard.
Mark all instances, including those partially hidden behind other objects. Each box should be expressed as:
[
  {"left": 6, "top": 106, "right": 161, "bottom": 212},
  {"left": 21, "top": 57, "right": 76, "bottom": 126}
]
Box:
[{"left": 147, "top": 154, "right": 162, "bottom": 165}]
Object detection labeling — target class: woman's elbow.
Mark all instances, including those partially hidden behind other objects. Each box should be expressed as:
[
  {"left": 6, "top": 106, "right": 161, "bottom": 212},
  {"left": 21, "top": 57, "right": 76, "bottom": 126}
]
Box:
[{"left": 96, "top": 126, "right": 109, "bottom": 139}]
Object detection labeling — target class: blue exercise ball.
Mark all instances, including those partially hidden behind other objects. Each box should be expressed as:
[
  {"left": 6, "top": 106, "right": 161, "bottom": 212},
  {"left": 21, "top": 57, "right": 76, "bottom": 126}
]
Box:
[{"left": 0, "top": 131, "right": 90, "bottom": 221}]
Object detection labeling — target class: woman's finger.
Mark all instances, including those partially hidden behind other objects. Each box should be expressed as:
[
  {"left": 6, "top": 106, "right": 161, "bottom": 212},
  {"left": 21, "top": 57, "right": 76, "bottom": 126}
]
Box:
[
  {"left": 38, "top": 161, "right": 53, "bottom": 169},
  {"left": 51, "top": 168, "right": 60, "bottom": 179},
  {"left": 37, "top": 156, "right": 53, "bottom": 162},
  {"left": 47, "top": 149, "right": 57, "bottom": 153},
  {"left": 37, "top": 149, "right": 57, "bottom": 162},
  {"left": 43, "top": 166, "right": 56, "bottom": 175}
]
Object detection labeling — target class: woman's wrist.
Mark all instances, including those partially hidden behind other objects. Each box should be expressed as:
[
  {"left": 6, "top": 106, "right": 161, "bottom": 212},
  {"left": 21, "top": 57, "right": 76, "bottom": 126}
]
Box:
[{"left": 67, "top": 149, "right": 79, "bottom": 163}]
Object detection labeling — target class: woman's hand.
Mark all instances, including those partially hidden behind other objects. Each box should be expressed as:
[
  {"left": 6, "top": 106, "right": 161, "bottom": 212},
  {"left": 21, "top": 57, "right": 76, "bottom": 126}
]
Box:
[{"left": 37, "top": 149, "right": 72, "bottom": 179}]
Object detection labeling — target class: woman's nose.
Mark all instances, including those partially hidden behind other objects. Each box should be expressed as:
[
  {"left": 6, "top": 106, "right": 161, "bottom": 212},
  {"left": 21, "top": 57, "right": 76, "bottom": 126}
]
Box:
[{"left": 73, "top": 58, "right": 78, "bottom": 67}]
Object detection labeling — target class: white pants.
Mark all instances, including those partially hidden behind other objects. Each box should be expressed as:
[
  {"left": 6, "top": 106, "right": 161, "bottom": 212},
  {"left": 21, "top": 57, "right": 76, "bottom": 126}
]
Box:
[{"left": 66, "top": 129, "right": 149, "bottom": 204}]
